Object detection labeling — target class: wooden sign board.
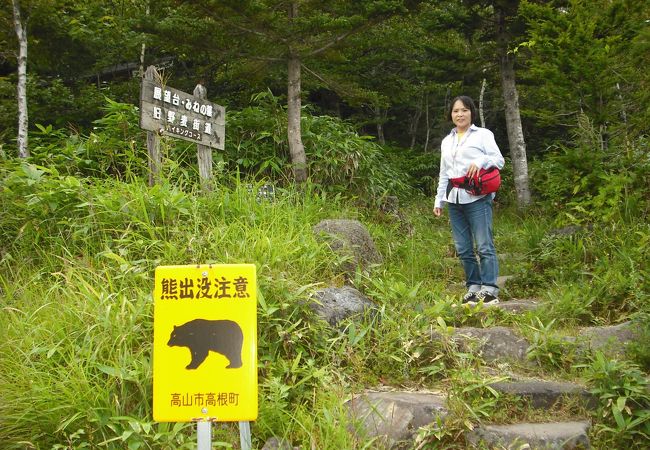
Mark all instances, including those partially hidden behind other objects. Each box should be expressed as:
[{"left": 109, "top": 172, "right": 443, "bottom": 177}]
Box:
[
  {"left": 153, "top": 264, "right": 257, "bottom": 422},
  {"left": 140, "top": 80, "right": 225, "bottom": 149}
]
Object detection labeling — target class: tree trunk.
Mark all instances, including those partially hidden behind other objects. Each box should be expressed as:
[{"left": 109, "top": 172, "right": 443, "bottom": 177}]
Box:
[
  {"left": 479, "top": 78, "right": 487, "bottom": 128},
  {"left": 287, "top": 3, "right": 307, "bottom": 182},
  {"left": 374, "top": 105, "right": 386, "bottom": 145},
  {"left": 139, "top": 3, "right": 149, "bottom": 77},
  {"left": 12, "top": 0, "right": 29, "bottom": 158},
  {"left": 500, "top": 50, "right": 531, "bottom": 207},
  {"left": 497, "top": 5, "right": 531, "bottom": 208},
  {"left": 424, "top": 93, "right": 431, "bottom": 152}
]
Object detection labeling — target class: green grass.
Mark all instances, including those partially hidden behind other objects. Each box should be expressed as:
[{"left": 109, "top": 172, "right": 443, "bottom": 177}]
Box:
[{"left": 1, "top": 168, "right": 649, "bottom": 448}]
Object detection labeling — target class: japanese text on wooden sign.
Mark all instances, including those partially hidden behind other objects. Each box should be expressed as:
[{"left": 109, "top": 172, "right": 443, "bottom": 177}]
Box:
[
  {"left": 153, "top": 264, "right": 257, "bottom": 422},
  {"left": 140, "top": 80, "right": 225, "bottom": 149}
]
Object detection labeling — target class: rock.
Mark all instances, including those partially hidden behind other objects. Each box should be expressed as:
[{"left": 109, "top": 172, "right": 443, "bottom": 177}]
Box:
[
  {"left": 346, "top": 391, "right": 448, "bottom": 448},
  {"left": 576, "top": 321, "right": 640, "bottom": 358},
  {"left": 489, "top": 380, "right": 598, "bottom": 409},
  {"left": 313, "top": 219, "right": 382, "bottom": 275},
  {"left": 466, "top": 420, "right": 591, "bottom": 449},
  {"left": 451, "top": 327, "right": 531, "bottom": 363},
  {"left": 310, "top": 286, "right": 376, "bottom": 326},
  {"left": 492, "top": 298, "right": 541, "bottom": 313}
]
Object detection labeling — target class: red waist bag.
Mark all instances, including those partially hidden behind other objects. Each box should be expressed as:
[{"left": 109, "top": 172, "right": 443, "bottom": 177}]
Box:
[{"left": 450, "top": 167, "right": 501, "bottom": 196}]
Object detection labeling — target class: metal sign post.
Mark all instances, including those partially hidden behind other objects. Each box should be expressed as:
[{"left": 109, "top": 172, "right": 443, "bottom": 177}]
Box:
[
  {"left": 239, "top": 421, "right": 252, "bottom": 450},
  {"left": 197, "top": 421, "right": 211, "bottom": 450}
]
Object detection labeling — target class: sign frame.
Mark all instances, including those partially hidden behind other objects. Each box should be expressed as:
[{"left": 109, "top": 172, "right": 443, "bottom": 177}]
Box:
[
  {"left": 152, "top": 264, "right": 257, "bottom": 423},
  {"left": 140, "top": 80, "right": 225, "bottom": 150}
]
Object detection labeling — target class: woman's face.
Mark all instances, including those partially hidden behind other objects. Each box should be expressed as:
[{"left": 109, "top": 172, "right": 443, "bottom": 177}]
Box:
[{"left": 451, "top": 100, "right": 471, "bottom": 132}]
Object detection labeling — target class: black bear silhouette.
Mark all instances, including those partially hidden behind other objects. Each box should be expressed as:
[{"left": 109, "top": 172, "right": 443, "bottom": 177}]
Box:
[{"left": 167, "top": 319, "right": 244, "bottom": 370}]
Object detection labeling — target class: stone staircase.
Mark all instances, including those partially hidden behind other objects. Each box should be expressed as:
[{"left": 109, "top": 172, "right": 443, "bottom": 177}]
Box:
[
  {"left": 308, "top": 281, "right": 639, "bottom": 449},
  {"left": 261, "top": 279, "right": 641, "bottom": 449},
  {"left": 338, "top": 306, "right": 639, "bottom": 450},
  {"left": 260, "top": 220, "right": 641, "bottom": 449}
]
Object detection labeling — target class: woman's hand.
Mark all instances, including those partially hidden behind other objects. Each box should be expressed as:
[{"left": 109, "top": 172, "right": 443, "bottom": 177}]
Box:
[
  {"left": 434, "top": 207, "right": 442, "bottom": 217},
  {"left": 466, "top": 163, "right": 480, "bottom": 178}
]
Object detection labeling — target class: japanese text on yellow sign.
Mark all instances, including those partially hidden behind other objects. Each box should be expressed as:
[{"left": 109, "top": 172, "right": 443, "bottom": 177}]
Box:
[{"left": 153, "top": 264, "right": 257, "bottom": 422}]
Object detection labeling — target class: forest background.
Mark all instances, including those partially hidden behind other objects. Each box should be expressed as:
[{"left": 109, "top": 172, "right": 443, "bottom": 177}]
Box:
[{"left": 1, "top": 0, "right": 650, "bottom": 449}]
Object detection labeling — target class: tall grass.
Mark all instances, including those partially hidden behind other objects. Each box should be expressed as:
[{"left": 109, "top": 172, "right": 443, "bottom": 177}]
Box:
[
  {"left": 2, "top": 103, "right": 649, "bottom": 447},
  {"left": 2, "top": 166, "right": 649, "bottom": 448}
]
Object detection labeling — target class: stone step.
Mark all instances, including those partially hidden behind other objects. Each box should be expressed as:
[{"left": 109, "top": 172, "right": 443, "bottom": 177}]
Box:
[
  {"left": 568, "top": 321, "right": 641, "bottom": 358},
  {"left": 487, "top": 298, "right": 541, "bottom": 313},
  {"left": 488, "top": 380, "right": 598, "bottom": 409},
  {"left": 345, "top": 391, "right": 448, "bottom": 448},
  {"left": 465, "top": 420, "right": 591, "bottom": 449},
  {"left": 445, "top": 326, "right": 531, "bottom": 364}
]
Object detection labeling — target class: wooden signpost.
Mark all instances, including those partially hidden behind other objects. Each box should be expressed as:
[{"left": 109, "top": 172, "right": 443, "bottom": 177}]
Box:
[{"left": 139, "top": 65, "right": 225, "bottom": 188}]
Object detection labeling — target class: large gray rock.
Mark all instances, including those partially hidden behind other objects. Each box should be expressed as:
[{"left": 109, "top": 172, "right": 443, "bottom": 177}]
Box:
[
  {"left": 310, "top": 286, "right": 376, "bottom": 326},
  {"left": 448, "top": 327, "right": 531, "bottom": 363},
  {"left": 313, "top": 219, "right": 382, "bottom": 275},
  {"left": 466, "top": 421, "right": 591, "bottom": 449},
  {"left": 489, "top": 380, "right": 597, "bottom": 409},
  {"left": 346, "top": 391, "right": 448, "bottom": 448}
]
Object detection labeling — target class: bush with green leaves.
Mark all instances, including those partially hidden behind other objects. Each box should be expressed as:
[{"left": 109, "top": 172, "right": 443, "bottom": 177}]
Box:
[
  {"left": 529, "top": 117, "right": 650, "bottom": 225},
  {"left": 226, "top": 90, "right": 415, "bottom": 202}
]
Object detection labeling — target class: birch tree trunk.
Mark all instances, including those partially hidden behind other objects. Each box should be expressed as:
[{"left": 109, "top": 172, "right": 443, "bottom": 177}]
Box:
[
  {"left": 12, "top": 0, "right": 29, "bottom": 158},
  {"left": 424, "top": 93, "right": 431, "bottom": 152},
  {"left": 479, "top": 78, "right": 487, "bottom": 128},
  {"left": 500, "top": 50, "right": 531, "bottom": 207},
  {"left": 409, "top": 97, "right": 423, "bottom": 150},
  {"left": 496, "top": 4, "right": 531, "bottom": 208}
]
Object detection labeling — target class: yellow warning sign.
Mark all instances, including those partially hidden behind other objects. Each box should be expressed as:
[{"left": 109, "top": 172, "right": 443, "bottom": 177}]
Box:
[{"left": 153, "top": 264, "right": 257, "bottom": 422}]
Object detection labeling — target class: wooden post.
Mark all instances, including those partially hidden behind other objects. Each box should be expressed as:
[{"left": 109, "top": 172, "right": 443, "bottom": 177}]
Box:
[
  {"left": 144, "top": 65, "right": 162, "bottom": 187},
  {"left": 194, "top": 81, "right": 213, "bottom": 192}
]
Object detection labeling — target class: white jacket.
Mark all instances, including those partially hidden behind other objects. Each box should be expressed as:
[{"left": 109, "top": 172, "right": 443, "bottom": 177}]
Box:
[{"left": 434, "top": 124, "right": 505, "bottom": 208}]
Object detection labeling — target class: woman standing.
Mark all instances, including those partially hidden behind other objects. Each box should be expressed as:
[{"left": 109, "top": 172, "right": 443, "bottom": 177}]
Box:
[{"left": 434, "top": 95, "right": 505, "bottom": 305}]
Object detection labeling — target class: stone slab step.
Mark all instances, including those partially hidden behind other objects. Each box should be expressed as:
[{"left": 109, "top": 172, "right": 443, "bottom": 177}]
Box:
[
  {"left": 450, "top": 326, "right": 531, "bottom": 363},
  {"left": 465, "top": 420, "right": 591, "bottom": 449},
  {"left": 490, "top": 298, "right": 541, "bottom": 313},
  {"left": 489, "top": 380, "right": 598, "bottom": 409},
  {"left": 573, "top": 321, "right": 640, "bottom": 358},
  {"left": 346, "top": 391, "right": 447, "bottom": 447}
]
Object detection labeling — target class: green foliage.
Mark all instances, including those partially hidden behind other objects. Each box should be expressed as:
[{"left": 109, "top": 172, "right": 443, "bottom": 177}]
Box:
[
  {"left": 529, "top": 118, "right": 650, "bottom": 224},
  {"left": 518, "top": 221, "right": 650, "bottom": 324},
  {"left": 519, "top": 0, "right": 649, "bottom": 145},
  {"left": 226, "top": 91, "right": 415, "bottom": 201},
  {"left": 577, "top": 354, "right": 650, "bottom": 448},
  {"left": 524, "top": 318, "right": 576, "bottom": 370}
]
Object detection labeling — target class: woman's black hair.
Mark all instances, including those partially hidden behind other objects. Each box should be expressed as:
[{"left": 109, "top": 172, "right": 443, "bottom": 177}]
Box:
[{"left": 447, "top": 95, "right": 477, "bottom": 124}]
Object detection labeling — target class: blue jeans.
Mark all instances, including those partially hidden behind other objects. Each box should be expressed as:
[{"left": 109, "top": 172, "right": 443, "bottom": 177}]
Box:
[{"left": 447, "top": 195, "right": 499, "bottom": 295}]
